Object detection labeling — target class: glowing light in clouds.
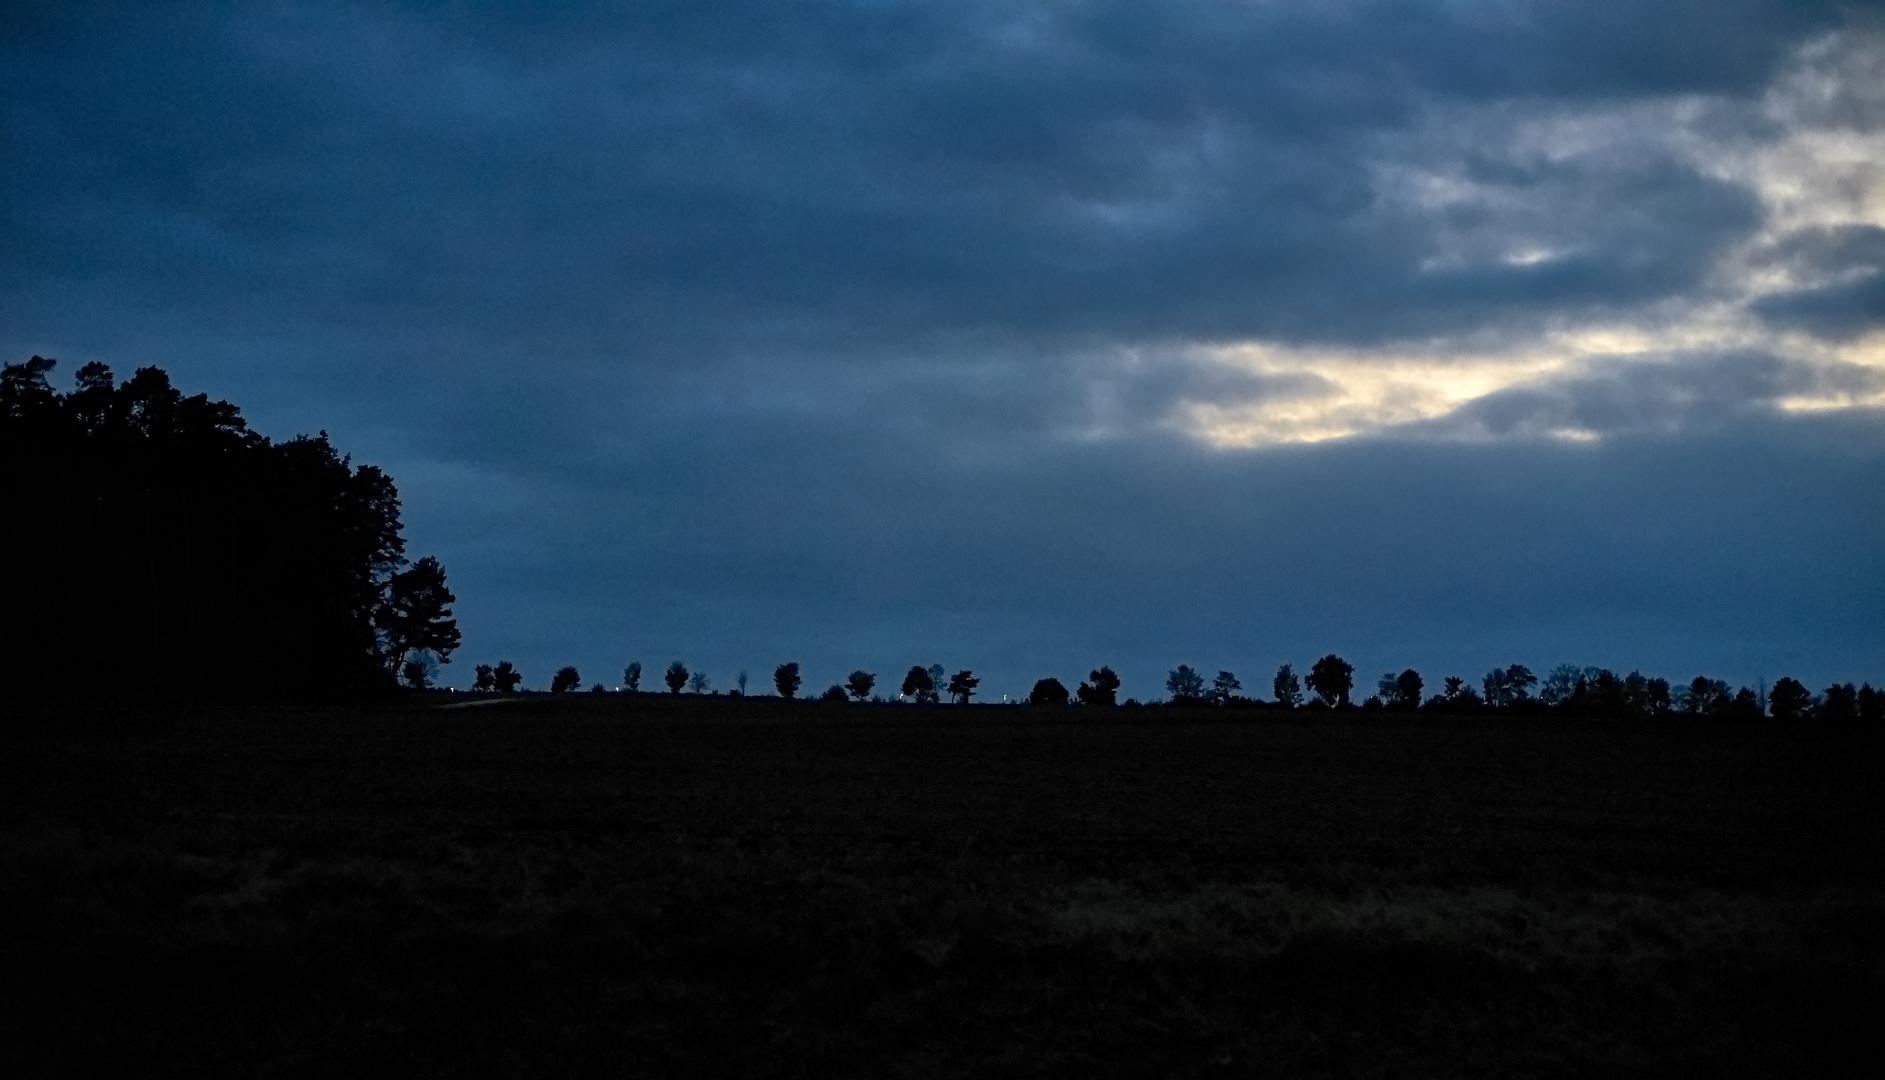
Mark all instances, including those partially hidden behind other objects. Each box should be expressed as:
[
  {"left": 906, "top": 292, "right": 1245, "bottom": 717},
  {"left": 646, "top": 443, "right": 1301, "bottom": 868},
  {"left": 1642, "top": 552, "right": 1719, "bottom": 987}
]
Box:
[{"left": 1174, "top": 31, "right": 1885, "bottom": 449}]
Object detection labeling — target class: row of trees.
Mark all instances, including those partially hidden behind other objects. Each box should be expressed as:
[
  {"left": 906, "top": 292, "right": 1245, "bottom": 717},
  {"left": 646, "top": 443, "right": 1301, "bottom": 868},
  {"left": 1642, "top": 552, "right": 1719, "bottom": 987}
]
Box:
[
  {"left": 3, "top": 357, "right": 460, "bottom": 698},
  {"left": 454, "top": 649, "right": 1875, "bottom": 723},
  {"left": 1160, "top": 655, "right": 1877, "bottom": 723},
  {"left": 465, "top": 659, "right": 995, "bottom": 705}
]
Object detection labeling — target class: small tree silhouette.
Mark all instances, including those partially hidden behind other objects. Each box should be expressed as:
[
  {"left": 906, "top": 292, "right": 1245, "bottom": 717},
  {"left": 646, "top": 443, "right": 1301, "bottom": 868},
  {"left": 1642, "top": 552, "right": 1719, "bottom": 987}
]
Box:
[
  {"left": 623, "top": 661, "right": 642, "bottom": 692},
  {"left": 1306, "top": 655, "right": 1353, "bottom": 707},
  {"left": 820, "top": 684, "right": 848, "bottom": 703},
  {"left": 376, "top": 556, "right": 462, "bottom": 675},
  {"left": 1394, "top": 669, "right": 1423, "bottom": 709},
  {"left": 1272, "top": 664, "right": 1301, "bottom": 707},
  {"left": 1724, "top": 686, "right": 1762, "bottom": 718},
  {"left": 736, "top": 671, "right": 748, "bottom": 696},
  {"left": 1482, "top": 667, "right": 1510, "bottom": 705},
  {"left": 1680, "top": 676, "right": 1730, "bottom": 715},
  {"left": 1539, "top": 664, "right": 1582, "bottom": 705},
  {"left": 1511, "top": 665, "right": 1538, "bottom": 700},
  {"left": 402, "top": 659, "right": 429, "bottom": 690},
  {"left": 1077, "top": 666, "right": 1120, "bottom": 707},
  {"left": 1439, "top": 676, "right": 1483, "bottom": 709},
  {"left": 1483, "top": 664, "right": 1537, "bottom": 707},
  {"left": 1858, "top": 684, "right": 1881, "bottom": 725},
  {"left": 472, "top": 663, "right": 495, "bottom": 692},
  {"left": 552, "top": 666, "right": 581, "bottom": 694},
  {"left": 845, "top": 670, "right": 876, "bottom": 701},
  {"left": 665, "top": 661, "right": 688, "bottom": 694},
  {"left": 1622, "top": 671, "right": 1670, "bottom": 716},
  {"left": 491, "top": 661, "right": 522, "bottom": 693},
  {"left": 1570, "top": 669, "right": 1622, "bottom": 714},
  {"left": 947, "top": 670, "right": 978, "bottom": 705},
  {"left": 689, "top": 670, "right": 711, "bottom": 694},
  {"left": 1030, "top": 677, "right": 1069, "bottom": 707},
  {"left": 1819, "top": 682, "right": 1859, "bottom": 722},
  {"left": 1166, "top": 665, "right": 1205, "bottom": 703},
  {"left": 1212, "top": 670, "right": 1241, "bottom": 705},
  {"left": 1769, "top": 676, "right": 1811, "bottom": 720},
  {"left": 901, "top": 665, "right": 937, "bottom": 703},
  {"left": 775, "top": 662, "right": 801, "bottom": 699}
]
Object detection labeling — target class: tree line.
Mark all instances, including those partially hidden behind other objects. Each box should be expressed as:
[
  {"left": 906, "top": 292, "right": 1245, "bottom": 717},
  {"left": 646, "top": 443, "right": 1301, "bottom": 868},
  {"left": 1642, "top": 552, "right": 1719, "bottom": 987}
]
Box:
[
  {"left": 1160, "top": 655, "right": 1877, "bottom": 723},
  {"left": 1, "top": 357, "right": 460, "bottom": 698},
  {"left": 461, "top": 658, "right": 997, "bottom": 706},
  {"left": 462, "top": 650, "right": 1877, "bottom": 724}
]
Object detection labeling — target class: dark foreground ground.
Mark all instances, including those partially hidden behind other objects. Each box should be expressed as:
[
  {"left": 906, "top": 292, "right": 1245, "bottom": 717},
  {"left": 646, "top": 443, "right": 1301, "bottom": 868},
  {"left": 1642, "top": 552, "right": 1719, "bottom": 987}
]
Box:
[{"left": 2, "top": 697, "right": 1879, "bottom": 1078}]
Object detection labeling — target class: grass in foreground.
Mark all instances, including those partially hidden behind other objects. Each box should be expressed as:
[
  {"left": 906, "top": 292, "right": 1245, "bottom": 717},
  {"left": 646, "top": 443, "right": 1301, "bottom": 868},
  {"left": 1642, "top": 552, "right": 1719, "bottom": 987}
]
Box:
[{"left": 2, "top": 697, "right": 1879, "bottom": 1077}]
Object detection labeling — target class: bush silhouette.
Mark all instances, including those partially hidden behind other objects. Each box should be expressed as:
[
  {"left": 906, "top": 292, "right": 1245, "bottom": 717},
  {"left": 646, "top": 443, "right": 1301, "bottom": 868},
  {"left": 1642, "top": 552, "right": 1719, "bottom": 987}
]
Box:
[
  {"left": 1077, "top": 666, "right": 1120, "bottom": 707},
  {"left": 1029, "top": 678, "right": 1069, "bottom": 707},
  {"left": 491, "top": 662, "right": 522, "bottom": 693}
]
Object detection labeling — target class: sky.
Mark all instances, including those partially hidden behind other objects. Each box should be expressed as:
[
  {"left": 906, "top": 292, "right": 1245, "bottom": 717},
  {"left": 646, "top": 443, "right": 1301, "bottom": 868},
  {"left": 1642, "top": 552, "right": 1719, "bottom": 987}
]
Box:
[{"left": 4, "top": 0, "right": 1882, "bottom": 700}]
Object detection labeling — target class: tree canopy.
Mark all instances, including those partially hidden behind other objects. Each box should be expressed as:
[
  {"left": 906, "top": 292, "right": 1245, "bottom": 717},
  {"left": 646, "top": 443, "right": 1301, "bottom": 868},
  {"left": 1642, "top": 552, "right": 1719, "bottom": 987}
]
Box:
[
  {"left": 946, "top": 670, "right": 979, "bottom": 705},
  {"left": 491, "top": 661, "right": 522, "bottom": 693},
  {"left": 1212, "top": 670, "right": 1241, "bottom": 705},
  {"left": 1306, "top": 655, "right": 1354, "bottom": 707},
  {"left": 2, "top": 357, "right": 453, "bottom": 699},
  {"left": 1077, "top": 666, "right": 1120, "bottom": 707},
  {"left": 1272, "top": 664, "right": 1302, "bottom": 708},
  {"left": 1166, "top": 665, "right": 1205, "bottom": 703},
  {"left": 775, "top": 662, "right": 802, "bottom": 699},
  {"left": 901, "top": 665, "right": 937, "bottom": 703},
  {"left": 1029, "top": 677, "right": 1069, "bottom": 707}
]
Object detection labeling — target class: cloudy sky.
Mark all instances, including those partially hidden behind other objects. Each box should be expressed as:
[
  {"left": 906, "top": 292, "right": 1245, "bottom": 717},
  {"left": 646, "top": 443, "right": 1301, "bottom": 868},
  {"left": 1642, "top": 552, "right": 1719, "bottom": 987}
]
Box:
[{"left": 5, "top": 1, "right": 1881, "bottom": 699}]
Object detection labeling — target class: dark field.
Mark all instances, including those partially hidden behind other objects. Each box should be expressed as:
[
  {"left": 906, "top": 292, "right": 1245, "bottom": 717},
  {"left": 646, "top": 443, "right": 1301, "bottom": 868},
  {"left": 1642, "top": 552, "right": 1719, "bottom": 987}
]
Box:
[{"left": 3, "top": 699, "right": 1879, "bottom": 1078}]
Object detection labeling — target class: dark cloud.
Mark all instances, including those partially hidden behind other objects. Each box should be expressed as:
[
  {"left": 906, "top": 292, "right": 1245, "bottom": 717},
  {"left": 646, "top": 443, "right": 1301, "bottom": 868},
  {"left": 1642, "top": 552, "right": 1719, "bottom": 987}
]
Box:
[
  {"left": 1, "top": 0, "right": 1841, "bottom": 356},
  {"left": 3, "top": 1, "right": 1881, "bottom": 693},
  {"left": 1755, "top": 271, "right": 1885, "bottom": 338},
  {"left": 1751, "top": 225, "right": 1885, "bottom": 339}
]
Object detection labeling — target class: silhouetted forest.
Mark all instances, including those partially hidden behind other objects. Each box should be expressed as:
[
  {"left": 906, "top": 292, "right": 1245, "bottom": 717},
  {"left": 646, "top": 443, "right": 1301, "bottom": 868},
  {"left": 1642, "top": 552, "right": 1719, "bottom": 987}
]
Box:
[{"left": 1, "top": 357, "right": 457, "bottom": 700}]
